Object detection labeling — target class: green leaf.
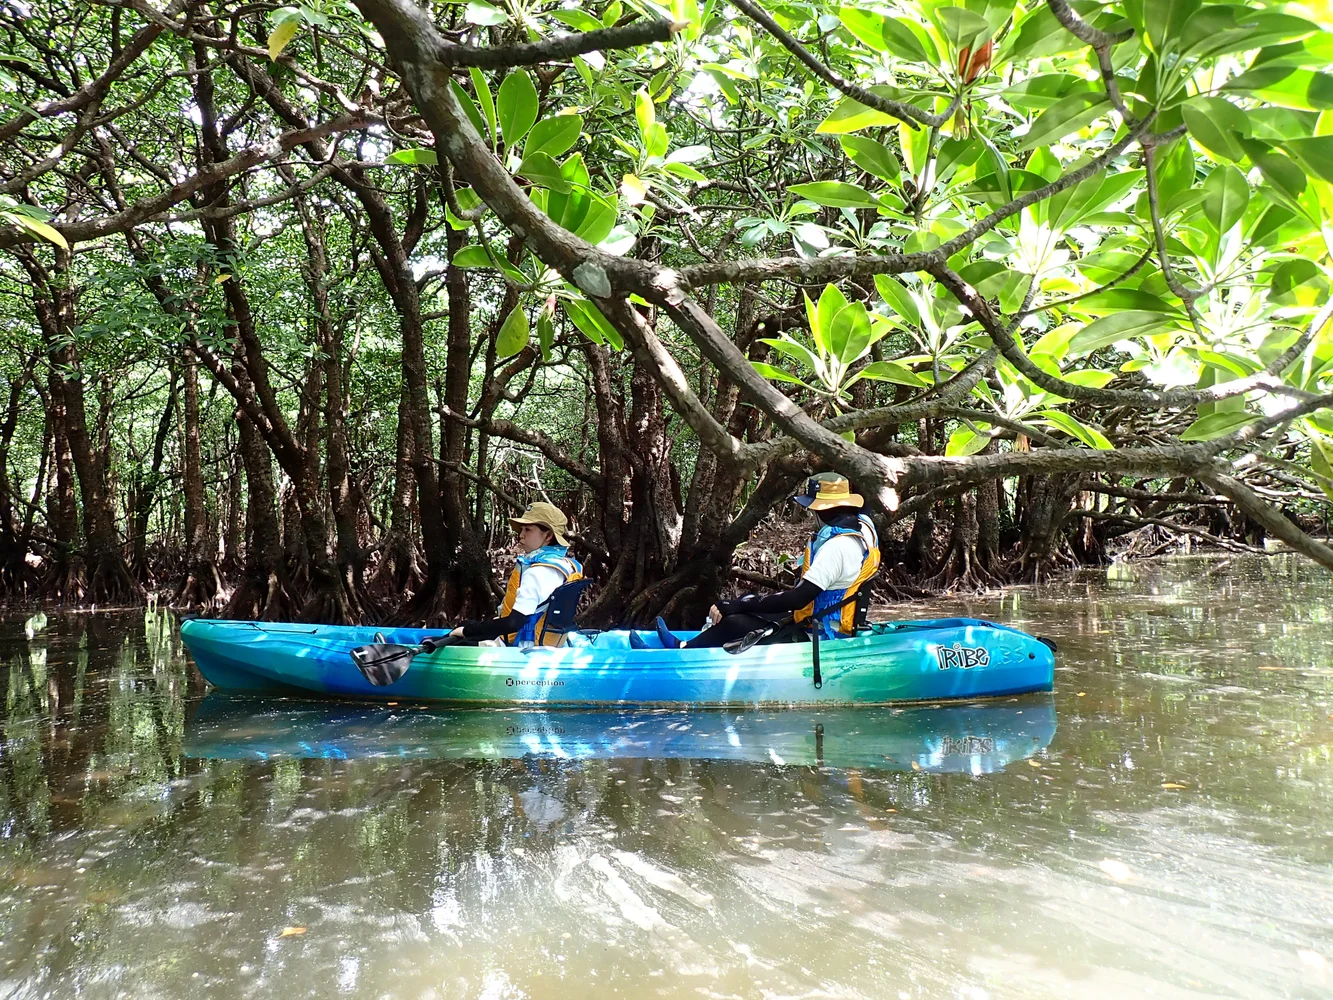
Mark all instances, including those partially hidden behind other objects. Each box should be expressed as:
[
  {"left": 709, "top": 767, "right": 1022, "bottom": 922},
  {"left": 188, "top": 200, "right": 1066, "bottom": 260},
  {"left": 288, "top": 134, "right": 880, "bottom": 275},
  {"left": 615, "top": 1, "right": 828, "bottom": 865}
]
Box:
[
  {"left": 573, "top": 193, "right": 617, "bottom": 245},
  {"left": 853, "top": 360, "right": 927, "bottom": 387},
  {"left": 465, "top": 0, "right": 508, "bottom": 25},
  {"left": 898, "top": 120, "right": 930, "bottom": 177},
  {"left": 837, "top": 8, "right": 931, "bottom": 62},
  {"left": 518, "top": 151, "right": 571, "bottom": 192},
  {"left": 524, "top": 115, "right": 583, "bottom": 159},
  {"left": 451, "top": 79, "right": 488, "bottom": 139},
  {"left": 537, "top": 309, "right": 555, "bottom": 361},
  {"left": 548, "top": 8, "right": 601, "bottom": 30},
  {"left": 1003, "top": 74, "right": 1094, "bottom": 111},
  {"left": 1029, "top": 323, "right": 1080, "bottom": 362},
  {"left": 1269, "top": 258, "right": 1328, "bottom": 307},
  {"left": 452, "top": 245, "right": 493, "bottom": 268},
  {"left": 1018, "top": 91, "right": 1111, "bottom": 150},
  {"left": 497, "top": 70, "right": 539, "bottom": 147},
  {"left": 384, "top": 148, "right": 438, "bottom": 166},
  {"left": 1072, "top": 288, "right": 1180, "bottom": 317},
  {"left": 945, "top": 425, "right": 990, "bottom": 457},
  {"left": 1202, "top": 165, "right": 1248, "bottom": 234},
  {"left": 470, "top": 67, "right": 497, "bottom": 145},
  {"left": 1309, "top": 435, "right": 1333, "bottom": 501},
  {"left": 1251, "top": 148, "right": 1309, "bottom": 210},
  {"left": 635, "top": 89, "right": 655, "bottom": 142},
  {"left": 874, "top": 275, "right": 921, "bottom": 326},
  {"left": 814, "top": 284, "right": 849, "bottom": 355},
  {"left": 1154, "top": 138, "right": 1194, "bottom": 209},
  {"left": 3, "top": 210, "right": 68, "bottom": 249},
  {"left": 751, "top": 361, "right": 817, "bottom": 390},
  {"left": 935, "top": 7, "right": 989, "bottom": 52},
  {"left": 496, "top": 305, "right": 530, "bottom": 358},
  {"left": 1003, "top": 4, "right": 1081, "bottom": 63},
  {"left": 816, "top": 86, "right": 908, "bottom": 133},
  {"left": 663, "top": 161, "right": 708, "bottom": 182},
  {"left": 666, "top": 144, "right": 711, "bottom": 164},
  {"left": 1144, "top": 0, "right": 1200, "bottom": 55},
  {"left": 787, "top": 181, "right": 878, "bottom": 209},
  {"left": 1037, "top": 410, "right": 1112, "bottom": 449},
  {"left": 1224, "top": 66, "right": 1333, "bottom": 112},
  {"left": 562, "top": 297, "right": 623, "bottom": 350},
  {"left": 830, "top": 301, "right": 873, "bottom": 366},
  {"left": 838, "top": 135, "right": 901, "bottom": 182},
  {"left": 1180, "top": 410, "right": 1259, "bottom": 441},
  {"left": 267, "top": 13, "right": 301, "bottom": 60},
  {"left": 1283, "top": 135, "right": 1333, "bottom": 184},
  {"left": 1069, "top": 311, "right": 1178, "bottom": 356},
  {"left": 1181, "top": 97, "right": 1249, "bottom": 161},
  {"left": 762, "top": 335, "right": 824, "bottom": 378}
]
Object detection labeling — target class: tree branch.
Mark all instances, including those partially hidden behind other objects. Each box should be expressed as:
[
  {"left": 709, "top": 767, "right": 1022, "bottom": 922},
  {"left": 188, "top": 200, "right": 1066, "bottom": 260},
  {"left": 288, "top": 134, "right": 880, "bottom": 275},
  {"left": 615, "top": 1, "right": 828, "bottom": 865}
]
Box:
[
  {"left": 434, "top": 19, "right": 682, "bottom": 68},
  {"left": 679, "top": 113, "right": 1155, "bottom": 289},
  {"left": 729, "top": 0, "right": 957, "bottom": 130}
]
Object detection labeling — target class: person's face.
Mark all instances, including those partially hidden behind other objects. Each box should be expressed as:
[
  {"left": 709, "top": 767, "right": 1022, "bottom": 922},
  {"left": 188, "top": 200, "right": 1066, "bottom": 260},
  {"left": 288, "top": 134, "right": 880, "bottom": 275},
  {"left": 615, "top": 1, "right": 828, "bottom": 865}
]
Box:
[{"left": 518, "top": 523, "right": 554, "bottom": 553}]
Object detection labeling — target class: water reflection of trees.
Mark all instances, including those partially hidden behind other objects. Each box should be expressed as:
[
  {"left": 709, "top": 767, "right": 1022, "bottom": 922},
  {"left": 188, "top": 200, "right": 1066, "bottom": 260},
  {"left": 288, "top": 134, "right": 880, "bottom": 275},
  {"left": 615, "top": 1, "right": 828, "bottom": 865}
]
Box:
[{"left": 1, "top": 580, "right": 1331, "bottom": 994}]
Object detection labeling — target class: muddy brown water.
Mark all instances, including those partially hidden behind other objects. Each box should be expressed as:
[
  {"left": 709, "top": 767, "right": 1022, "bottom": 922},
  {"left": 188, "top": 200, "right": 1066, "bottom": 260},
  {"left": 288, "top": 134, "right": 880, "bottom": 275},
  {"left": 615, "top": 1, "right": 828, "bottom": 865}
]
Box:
[{"left": 1, "top": 555, "right": 1331, "bottom": 999}]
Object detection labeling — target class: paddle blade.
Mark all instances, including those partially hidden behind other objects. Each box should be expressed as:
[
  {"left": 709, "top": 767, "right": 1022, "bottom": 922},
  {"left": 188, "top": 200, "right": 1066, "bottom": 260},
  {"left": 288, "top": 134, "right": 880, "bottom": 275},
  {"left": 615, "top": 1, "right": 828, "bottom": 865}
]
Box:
[
  {"left": 350, "top": 643, "right": 415, "bottom": 686},
  {"left": 724, "top": 628, "right": 768, "bottom": 655}
]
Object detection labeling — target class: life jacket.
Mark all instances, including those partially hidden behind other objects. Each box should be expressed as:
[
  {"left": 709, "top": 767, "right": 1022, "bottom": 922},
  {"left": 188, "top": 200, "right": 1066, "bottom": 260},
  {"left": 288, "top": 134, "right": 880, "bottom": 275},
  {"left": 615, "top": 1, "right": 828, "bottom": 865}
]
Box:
[
  {"left": 793, "top": 514, "right": 881, "bottom": 639},
  {"left": 500, "top": 545, "right": 584, "bottom": 646}
]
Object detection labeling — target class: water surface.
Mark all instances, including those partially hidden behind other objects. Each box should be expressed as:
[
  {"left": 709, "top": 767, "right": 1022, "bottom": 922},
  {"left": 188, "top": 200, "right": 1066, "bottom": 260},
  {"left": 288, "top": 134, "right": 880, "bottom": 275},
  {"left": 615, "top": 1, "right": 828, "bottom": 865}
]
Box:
[{"left": 2, "top": 555, "right": 1331, "bottom": 999}]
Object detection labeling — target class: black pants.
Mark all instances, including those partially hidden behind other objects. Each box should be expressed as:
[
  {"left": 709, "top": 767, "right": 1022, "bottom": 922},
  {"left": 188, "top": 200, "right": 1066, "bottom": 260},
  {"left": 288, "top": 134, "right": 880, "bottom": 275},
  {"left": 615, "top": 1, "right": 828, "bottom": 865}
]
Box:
[{"left": 683, "top": 613, "right": 807, "bottom": 649}]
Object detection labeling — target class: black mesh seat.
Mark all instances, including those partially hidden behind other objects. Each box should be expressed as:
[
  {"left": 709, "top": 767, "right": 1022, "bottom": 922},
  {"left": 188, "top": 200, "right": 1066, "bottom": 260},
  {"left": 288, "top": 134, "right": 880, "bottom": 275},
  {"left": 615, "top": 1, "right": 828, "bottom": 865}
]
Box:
[{"left": 534, "top": 578, "right": 591, "bottom": 646}]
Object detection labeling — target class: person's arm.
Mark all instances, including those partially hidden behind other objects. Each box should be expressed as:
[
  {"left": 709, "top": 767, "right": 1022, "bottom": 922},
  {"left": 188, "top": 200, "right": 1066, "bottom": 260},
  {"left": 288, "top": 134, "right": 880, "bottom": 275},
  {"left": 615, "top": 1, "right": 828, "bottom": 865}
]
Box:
[
  {"left": 717, "top": 579, "right": 822, "bottom": 616},
  {"left": 459, "top": 611, "right": 529, "bottom": 641}
]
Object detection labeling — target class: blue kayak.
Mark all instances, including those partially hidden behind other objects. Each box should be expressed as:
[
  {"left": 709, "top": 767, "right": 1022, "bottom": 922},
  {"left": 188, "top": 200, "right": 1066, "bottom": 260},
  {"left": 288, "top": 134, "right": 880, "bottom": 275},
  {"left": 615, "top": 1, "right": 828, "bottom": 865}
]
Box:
[
  {"left": 184, "top": 694, "right": 1057, "bottom": 772},
  {"left": 180, "top": 617, "right": 1055, "bottom": 707}
]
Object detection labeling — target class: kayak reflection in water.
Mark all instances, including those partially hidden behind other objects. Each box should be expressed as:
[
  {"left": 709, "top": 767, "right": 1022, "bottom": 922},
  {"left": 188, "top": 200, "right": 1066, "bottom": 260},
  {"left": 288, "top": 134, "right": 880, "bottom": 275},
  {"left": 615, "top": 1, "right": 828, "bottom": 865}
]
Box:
[{"left": 184, "top": 694, "right": 1057, "bottom": 773}]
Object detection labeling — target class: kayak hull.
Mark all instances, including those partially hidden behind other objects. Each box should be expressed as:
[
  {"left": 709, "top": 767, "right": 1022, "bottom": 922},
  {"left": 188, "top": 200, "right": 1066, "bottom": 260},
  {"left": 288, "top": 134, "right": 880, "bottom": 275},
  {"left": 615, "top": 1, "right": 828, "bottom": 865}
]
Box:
[
  {"left": 184, "top": 694, "right": 1058, "bottom": 772},
  {"left": 179, "top": 617, "right": 1055, "bottom": 707}
]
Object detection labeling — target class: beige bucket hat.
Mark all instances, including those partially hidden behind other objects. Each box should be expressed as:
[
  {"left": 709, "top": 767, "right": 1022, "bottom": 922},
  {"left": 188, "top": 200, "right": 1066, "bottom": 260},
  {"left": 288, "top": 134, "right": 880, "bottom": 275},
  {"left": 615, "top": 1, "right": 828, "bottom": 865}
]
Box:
[
  {"left": 509, "top": 501, "right": 571, "bottom": 546},
  {"left": 793, "top": 473, "right": 865, "bottom": 511}
]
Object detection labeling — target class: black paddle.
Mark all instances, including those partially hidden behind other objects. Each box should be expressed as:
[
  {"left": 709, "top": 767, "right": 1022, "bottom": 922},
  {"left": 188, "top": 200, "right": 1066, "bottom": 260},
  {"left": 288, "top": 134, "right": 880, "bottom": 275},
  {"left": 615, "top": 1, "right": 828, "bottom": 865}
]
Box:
[{"left": 350, "top": 631, "right": 467, "bottom": 686}]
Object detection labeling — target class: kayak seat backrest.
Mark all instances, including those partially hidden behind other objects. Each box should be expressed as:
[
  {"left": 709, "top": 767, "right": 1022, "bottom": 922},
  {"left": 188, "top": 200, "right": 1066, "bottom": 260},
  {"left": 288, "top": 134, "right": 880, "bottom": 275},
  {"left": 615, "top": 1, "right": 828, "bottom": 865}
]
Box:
[{"left": 535, "top": 578, "right": 592, "bottom": 646}]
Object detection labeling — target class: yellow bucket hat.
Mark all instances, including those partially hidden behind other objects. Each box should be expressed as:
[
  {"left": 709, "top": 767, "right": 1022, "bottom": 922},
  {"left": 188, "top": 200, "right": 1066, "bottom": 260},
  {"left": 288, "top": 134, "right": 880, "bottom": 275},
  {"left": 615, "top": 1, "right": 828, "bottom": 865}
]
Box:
[
  {"left": 794, "top": 473, "right": 864, "bottom": 511},
  {"left": 509, "top": 501, "right": 571, "bottom": 546}
]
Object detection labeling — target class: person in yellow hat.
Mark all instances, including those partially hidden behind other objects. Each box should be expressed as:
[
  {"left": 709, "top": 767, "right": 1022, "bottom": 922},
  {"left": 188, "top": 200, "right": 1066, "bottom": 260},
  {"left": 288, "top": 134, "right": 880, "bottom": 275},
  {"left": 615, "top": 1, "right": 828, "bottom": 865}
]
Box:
[
  {"left": 425, "top": 501, "right": 582, "bottom": 648},
  {"left": 656, "top": 473, "right": 880, "bottom": 649}
]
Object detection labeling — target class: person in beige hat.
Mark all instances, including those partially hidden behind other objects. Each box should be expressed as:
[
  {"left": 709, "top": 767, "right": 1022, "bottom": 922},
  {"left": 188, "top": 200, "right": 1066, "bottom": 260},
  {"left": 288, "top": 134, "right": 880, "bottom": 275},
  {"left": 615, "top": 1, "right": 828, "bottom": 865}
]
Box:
[
  {"left": 424, "top": 501, "right": 582, "bottom": 647},
  {"left": 654, "top": 473, "right": 879, "bottom": 649}
]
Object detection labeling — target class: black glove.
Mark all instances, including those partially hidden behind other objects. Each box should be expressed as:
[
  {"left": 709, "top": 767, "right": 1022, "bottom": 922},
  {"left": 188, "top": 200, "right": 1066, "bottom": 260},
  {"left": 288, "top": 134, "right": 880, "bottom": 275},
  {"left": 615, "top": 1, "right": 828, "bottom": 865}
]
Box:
[{"left": 419, "top": 632, "right": 464, "bottom": 653}]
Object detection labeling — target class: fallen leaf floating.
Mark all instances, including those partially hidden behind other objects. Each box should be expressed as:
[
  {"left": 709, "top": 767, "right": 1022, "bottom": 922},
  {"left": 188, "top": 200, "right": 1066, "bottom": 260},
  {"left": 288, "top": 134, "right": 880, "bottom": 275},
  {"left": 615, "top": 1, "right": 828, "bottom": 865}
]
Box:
[
  {"left": 910, "top": 761, "right": 921, "bottom": 771},
  {"left": 1161, "top": 783, "right": 1188, "bottom": 789},
  {"left": 1098, "top": 859, "right": 1132, "bottom": 883},
  {"left": 1028, "top": 759, "right": 1042, "bottom": 768},
  {"left": 1076, "top": 692, "right": 1087, "bottom": 697},
  {"left": 278, "top": 927, "right": 307, "bottom": 938}
]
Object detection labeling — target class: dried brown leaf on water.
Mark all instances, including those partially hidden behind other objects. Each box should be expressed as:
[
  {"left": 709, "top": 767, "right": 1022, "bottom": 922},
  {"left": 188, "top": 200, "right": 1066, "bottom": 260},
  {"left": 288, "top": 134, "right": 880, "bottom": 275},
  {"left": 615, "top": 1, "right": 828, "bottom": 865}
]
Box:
[{"left": 278, "top": 927, "right": 307, "bottom": 938}]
